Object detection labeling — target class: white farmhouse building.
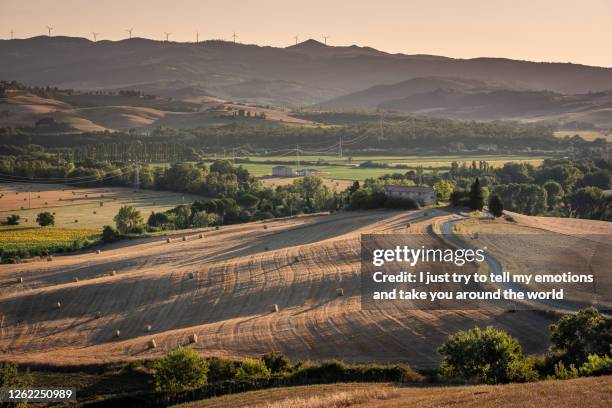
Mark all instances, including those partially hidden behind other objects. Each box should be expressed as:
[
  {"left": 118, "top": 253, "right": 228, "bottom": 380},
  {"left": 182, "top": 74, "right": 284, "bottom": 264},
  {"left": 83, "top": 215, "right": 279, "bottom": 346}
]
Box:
[{"left": 383, "top": 185, "right": 437, "bottom": 205}]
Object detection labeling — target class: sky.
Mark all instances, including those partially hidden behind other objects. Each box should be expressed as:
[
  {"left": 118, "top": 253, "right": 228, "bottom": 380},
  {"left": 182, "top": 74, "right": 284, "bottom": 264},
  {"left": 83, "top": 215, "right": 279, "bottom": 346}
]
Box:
[{"left": 1, "top": 0, "right": 611, "bottom": 67}]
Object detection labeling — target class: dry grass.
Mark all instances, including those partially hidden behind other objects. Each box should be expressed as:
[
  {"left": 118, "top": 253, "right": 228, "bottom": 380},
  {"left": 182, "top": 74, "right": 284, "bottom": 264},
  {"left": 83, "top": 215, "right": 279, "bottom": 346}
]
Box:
[
  {"left": 174, "top": 377, "right": 612, "bottom": 408},
  {"left": 554, "top": 130, "right": 612, "bottom": 142}
]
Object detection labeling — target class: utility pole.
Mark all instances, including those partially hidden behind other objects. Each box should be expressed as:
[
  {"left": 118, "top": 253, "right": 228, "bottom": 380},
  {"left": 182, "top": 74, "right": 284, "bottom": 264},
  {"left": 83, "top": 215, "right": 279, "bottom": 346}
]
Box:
[
  {"left": 10, "top": 29, "right": 14, "bottom": 40},
  {"left": 196, "top": 31, "right": 199, "bottom": 43},
  {"left": 232, "top": 32, "right": 237, "bottom": 43},
  {"left": 46, "top": 26, "right": 54, "bottom": 37},
  {"left": 323, "top": 35, "right": 329, "bottom": 45},
  {"left": 126, "top": 28, "right": 133, "bottom": 39},
  {"left": 338, "top": 136, "right": 343, "bottom": 158},
  {"left": 293, "top": 34, "right": 299, "bottom": 45}
]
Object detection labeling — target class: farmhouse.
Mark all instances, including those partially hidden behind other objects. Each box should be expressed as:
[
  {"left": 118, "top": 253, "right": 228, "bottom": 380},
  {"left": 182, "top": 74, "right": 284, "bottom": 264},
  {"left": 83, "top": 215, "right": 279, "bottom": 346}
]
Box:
[
  {"left": 383, "top": 185, "right": 437, "bottom": 205},
  {"left": 296, "top": 168, "right": 319, "bottom": 176},
  {"left": 272, "top": 165, "right": 295, "bottom": 177}
]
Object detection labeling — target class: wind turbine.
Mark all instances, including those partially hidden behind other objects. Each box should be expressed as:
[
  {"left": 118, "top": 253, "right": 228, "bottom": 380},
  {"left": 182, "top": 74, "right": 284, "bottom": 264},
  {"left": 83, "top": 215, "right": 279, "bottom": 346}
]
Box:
[
  {"left": 196, "top": 31, "right": 199, "bottom": 43},
  {"left": 231, "top": 31, "right": 237, "bottom": 43},
  {"left": 46, "top": 26, "right": 54, "bottom": 37},
  {"left": 164, "top": 32, "right": 171, "bottom": 42},
  {"left": 323, "top": 35, "right": 330, "bottom": 45},
  {"left": 293, "top": 34, "right": 299, "bottom": 45},
  {"left": 92, "top": 32, "right": 100, "bottom": 42},
  {"left": 126, "top": 28, "right": 133, "bottom": 39}
]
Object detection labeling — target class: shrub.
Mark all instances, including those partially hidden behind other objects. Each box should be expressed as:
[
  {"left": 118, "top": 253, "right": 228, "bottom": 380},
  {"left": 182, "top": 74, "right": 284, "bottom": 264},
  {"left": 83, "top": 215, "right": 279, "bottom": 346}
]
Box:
[
  {"left": 552, "top": 361, "right": 579, "bottom": 380},
  {"left": 36, "top": 211, "right": 55, "bottom": 227},
  {"left": 5, "top": 214, "right": 20, "bottom": 225},
  {"left": 289, "top": 360, "right": 422, "bottom": 384},
  {"left": 207, "top": 357, "right": 239, "bottom": 383},
  {"left": 489, "top": 194, "right": 504, "bottom": 217},
  {"left": 450, "top": 190, "right": 470, "bottom": 207},
  {"left": 101, "top": 225, "right": 120, "bottom": 243},
  {"left": 384, "top": 196, "right": 418, "bottom": 210},
  {"left": 261, "top": 351, "right": 291, "bottom": 374},
  {"left": 147, "top": 211, "right": 170, "bottom": 228},
  {"left": 0, "top": 361, "right": 33, "bottom": 388},
  {"left": 438, "top": 326, "right": 536, "bottom": 384},
  {"left": 153, "top": 347, "right": 209, "bottom": 393},
  {"left": 579, "top": 352, "right": 612, "bottom": 377},
  {"left": 549, "top": 308, "right": 612, "bottom": 366},
  {"left": 235, "top": 358, "right": 271, "bottom": 381}
]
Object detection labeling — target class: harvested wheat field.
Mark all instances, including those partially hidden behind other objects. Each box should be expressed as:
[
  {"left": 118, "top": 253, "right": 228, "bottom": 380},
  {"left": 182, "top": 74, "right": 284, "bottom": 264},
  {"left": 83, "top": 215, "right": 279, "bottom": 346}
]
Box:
[
  {"left": 0, "top": 209, "right": 594, "bottom": 368},
  {"left": 175, "top": 376, "right": 612, "bottom": 408}
]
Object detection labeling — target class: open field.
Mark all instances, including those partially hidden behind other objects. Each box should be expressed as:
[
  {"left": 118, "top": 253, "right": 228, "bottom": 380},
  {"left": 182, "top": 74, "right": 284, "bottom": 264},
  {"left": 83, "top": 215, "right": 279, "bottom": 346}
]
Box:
[
  {"left": 259, "top": 177, "right": 353, "bottom": 190},
  {"left": 1, "top": 208, "right": 591, "bottom": 368},
  {"left": 176, "top": 376, "right": 612, "bottom": 408},
  {"left": 0, "top": 184, "right": 204, "bottom": 229},
  {"left": 554, "top": 130, "right": 612, "bottom": 142},
  {"left": 0, "top": 225, "right": 98, "bottom": 253}
]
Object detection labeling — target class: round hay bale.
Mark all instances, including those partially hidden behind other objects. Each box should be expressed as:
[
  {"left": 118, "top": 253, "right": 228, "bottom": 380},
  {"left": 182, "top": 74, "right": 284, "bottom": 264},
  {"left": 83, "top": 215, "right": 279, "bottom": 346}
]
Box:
[
  {"left": 145, "top": 325, "right": 152, "bottom": 332},
  {"left": 47, "top": 256, "right": 53, "bottom": 262},
  {"left": 56, "top": 301, "right": 61, "bottom": 309},
  {"left": 198, "top": 233, "right": 203, "bottom": 239},
  {"left": 110, "top": 270, "right": 117, "bottom": 276},
  {"left": 337, "top": 288, "right": 344, "bottom": 297},
  {"left": 114, "top": 330, "right": 121, "bottom": 338},
  {"left": 93, "top": 211, "right": 96, "bottom": 214},
  {"left": 37, "top": 195, "right": 40, "bottom": 198},
  {"left": 17, "top": 277, "right": 24, "bottom": 284},
  {"left": 182, "top": 236, "right": 187, "bottom": 241},
  {"left": 215, "top": 226, "right": 219, "bottom": 230},
  {"left": 188, "top": 272, "right": 195, "bottom": 279},
  {"left": 73, "top": 277, "right": 79, "bottom": 282},
  {"left": 96, "top": 249, "right": 101, "bottom": 254},
  {"left": 166, "top": 238, "right": 171, "bottom": 243},
  {"left": 74, "top": 219, "right": 78, "bottom": 223},
  {"left": 406, "top": 223, "right": 411, "bottom": 228},
  {"left": 94, "top": 311, "right": 101, "bottom": 319},
  {"left": 188, "top": 333, "right": 198, "bottom": 344},
  {"left": 148, "top": 339, "right": 157, "bottom": 349},
  {"left": 44, "top": 201, "right": 48, "bottom": 205},
  {"left": 271, "top": 304, "right": 279, "bottom": 313},
  {"left": 263, "top": 225, "right": 268, "bottom": 230}
]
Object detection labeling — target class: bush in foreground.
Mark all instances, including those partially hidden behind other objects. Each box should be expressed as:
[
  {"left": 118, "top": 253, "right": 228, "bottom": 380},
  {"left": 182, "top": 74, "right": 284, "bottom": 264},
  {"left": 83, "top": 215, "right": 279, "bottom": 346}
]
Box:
[
  {"left": 438, "top": 326, "right": 537, "bottom": 384},
  {"left": 235, "top": 358, "right": 271, "bottom": 381},
  {"left": 153, "top": 347, "right": 209, "bottom": 393}
]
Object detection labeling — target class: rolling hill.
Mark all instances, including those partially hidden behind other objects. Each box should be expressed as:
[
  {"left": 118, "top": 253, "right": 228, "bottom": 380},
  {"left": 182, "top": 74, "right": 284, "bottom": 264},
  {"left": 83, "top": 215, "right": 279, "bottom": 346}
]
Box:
[{"left": 2, "top": 37, "right": 612, "bottom": 107}]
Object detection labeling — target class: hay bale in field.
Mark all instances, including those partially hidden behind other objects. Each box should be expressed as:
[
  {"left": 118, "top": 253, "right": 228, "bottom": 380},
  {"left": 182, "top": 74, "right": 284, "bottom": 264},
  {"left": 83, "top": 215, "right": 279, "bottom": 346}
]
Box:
[
  {"left": 110, "top": 270, "right": 117, "bottom": 276},
  {"left": 406, "top": 223, "right": 411, "bottom": 228},
  {"left": 73, "top": 277, "right": 79, "bottom": 282},
  {"left": 188, "top": 333, "right": 198, "bottom": 344},
  {"left": 188, "top": 272, "right": 195, "bottom": 279},
  {"left": 294, "top": 256, "right": 299, "bottom": 263},
  {"left": 215, "top": 226, "right": 219, "bottom": 230},
  {"left": 93, "top": 211, "right": 97, "bottom": 214},
  {"left": 272, "top": 304, "right": 279, "bottom": 313},
  {"left": 99, "top": 202, "right": 104, "bottom": 207},
  {"left": 17, "top": 277, "right": 23, "bottom": 284},
  {"left": 166, "top": 238, "right": 171, "bottom": 243},
  {"left": 182, "top": 236, "right": 187, "bottom": 241},
  {"left": 198, "top": 233, "right": 203, "bottom": 239},
  {"left": 337, "top": 288, "right": 344, "bottom": 297},
  {"left": 145, "top": 325, "right": 152, "bottom": 332},
  {"left": 47, "top": 256, "right": 53, "bottom": 261},
  {"left": 74, "top": 219, "right": 78, "bottom": 223},
  {"left": 55, "top": 301, "right": 61, "bottom": 309},
  {"left": 263, "top": 225, "right": 268, "bottom": 230},
  {"left": 148, "top": 339, "right": 157, "bottom": 349},
  {"left": 96, "top": 249, "right": 101, "bottom": 254},
  {"left": 114, "top": 330, "right": 121, "bottom": 338},
  {"left": 94, "top": 311, "right": 101, "bottom": 319}
]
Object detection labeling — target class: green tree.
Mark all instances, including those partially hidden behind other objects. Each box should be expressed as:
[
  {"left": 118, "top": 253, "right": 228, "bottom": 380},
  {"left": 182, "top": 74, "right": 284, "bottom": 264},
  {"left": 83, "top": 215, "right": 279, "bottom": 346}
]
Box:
[
  {"left": 438, "top": 326, "right": 537, "bottom": 384},
  {"left": 153, "top": 347, "right": 209, "bottom": 393},
  {"left": 567, "top": 187, "right": 603, "bottom": 219},
  {"left": 468, "top": 178, "right": 485, "bottom": 211},
  {"left": 36, "top": 211, "right": 55, "bottom": 227},
  {"left": 261, "top": 351, "right": 291, "bottom": 374},
  {"left": 101, "top": 225, "right": 119, "bottom": 243},
  {"left": 235, "top": 358, "right": 271, "bottom": 380},
  {"left": 433, "top": 180, "right": 455, "bottom": 201},
  {"left": 549, "top": 308, "right": 612, "bottom": 366},
  {"left": 543, "top": 180, "right": 564, "bottom": 211},
  {"left": 237, "top": 193, "right": 260, "bottom": 209},
  {"left": 488, "top": 194, "right": 504, "bottom": 217},
  {"left": 113, "top": 205, "right": 144, "bottom": 234}
]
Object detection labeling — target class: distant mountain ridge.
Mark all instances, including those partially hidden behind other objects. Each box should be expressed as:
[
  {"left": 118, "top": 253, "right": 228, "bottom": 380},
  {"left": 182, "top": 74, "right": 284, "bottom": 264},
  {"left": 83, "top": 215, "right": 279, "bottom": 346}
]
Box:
[{"left": 2, "top": 36, "right": 612, "bottom": 107}]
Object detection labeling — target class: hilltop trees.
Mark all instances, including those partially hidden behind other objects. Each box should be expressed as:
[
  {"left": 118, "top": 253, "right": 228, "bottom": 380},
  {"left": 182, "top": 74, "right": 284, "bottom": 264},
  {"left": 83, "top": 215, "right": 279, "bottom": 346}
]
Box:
[{"left": 153, "top": 347, "right": 209, "bottom": 393}]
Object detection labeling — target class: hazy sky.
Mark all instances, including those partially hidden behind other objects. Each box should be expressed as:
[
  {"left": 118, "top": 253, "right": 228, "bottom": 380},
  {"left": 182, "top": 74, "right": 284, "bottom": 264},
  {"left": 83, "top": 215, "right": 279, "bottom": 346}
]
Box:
[{"left": 1, "top": 0, "right": 610, "bottom": 67}]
